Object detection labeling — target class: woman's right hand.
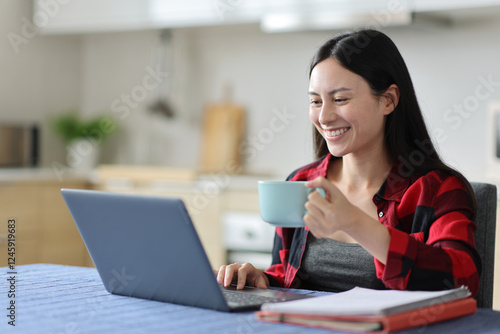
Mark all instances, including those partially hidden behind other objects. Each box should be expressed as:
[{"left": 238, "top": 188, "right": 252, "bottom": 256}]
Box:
[{"left": 215, "top": 262, "right": 270, "bottom": 290}]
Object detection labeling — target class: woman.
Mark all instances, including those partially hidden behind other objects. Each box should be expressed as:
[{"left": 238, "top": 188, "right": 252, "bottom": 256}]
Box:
[{"left": 217, "top": 29, "right": 480, "bottom": 295}]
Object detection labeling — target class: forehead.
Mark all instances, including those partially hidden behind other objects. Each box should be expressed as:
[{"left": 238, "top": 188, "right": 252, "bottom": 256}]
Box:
[{"left": 309, "top": 58, "right": 364, "bottom": 92}]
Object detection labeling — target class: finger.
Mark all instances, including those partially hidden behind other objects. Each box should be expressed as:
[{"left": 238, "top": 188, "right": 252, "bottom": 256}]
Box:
[
  {"left": 303, "top": 213, "right": 327, "bottom": 239},
  {"left": 305, "top": 176, "right": 325, "bottom": 189},
  {"left": 307, "top": 177, "right": 339, "bottom": 202},
  {"left": 307, "top": 228, "right": 321, "bottom": 239},
  {"left": 307, "top": 189, "right": 324, "bottom": 201},
  {"left": 236, "top": 266, "right": 248, "bottom": 290},
  {"left": 224, "top": 263, "right": 240, "bottom": 287},
  {"left": 242, "top": 263, "right": 267, "bottom": 289},
  {"left": 216, "top": 265, "right": 226, "bottom": 284},
  {"left": 255, "top": 274, "right": 269, "bottom": 289},
  {"left": 304, "top": 201, "right": 324, "bottom": 222},
  {"left": 307, "top": 186, "right": 336, "bottom": 216},
  {"left": 303, "top": 212, "right": 318, "bottom": 232}
]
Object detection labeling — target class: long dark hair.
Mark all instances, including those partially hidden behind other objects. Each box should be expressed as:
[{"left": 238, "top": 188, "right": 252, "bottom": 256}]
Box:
[{"left": 309, "top": 29, "right": 476, "bottom": 215}]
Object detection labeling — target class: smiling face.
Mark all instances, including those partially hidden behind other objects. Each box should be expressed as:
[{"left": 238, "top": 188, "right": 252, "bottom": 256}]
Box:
[{"left": 309, "top": 57, "right": 394, "bottom": 160}]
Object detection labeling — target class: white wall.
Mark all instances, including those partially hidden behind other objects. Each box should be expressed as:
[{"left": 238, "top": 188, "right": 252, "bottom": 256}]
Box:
[
  {"left": 388, "top": 21, "right": 500, "bottom": 182},
  {"left": 0, "top": 1, "right": 81, "bottom": 167},
  {"left": 80, "top": 25, "right": 322, "bottom": 177},
  {"left": 80, "top": 28, "right": 201, "bottom": 168},
  {"left": 188, "top": 25, "right": 322, "bottom": 178}
]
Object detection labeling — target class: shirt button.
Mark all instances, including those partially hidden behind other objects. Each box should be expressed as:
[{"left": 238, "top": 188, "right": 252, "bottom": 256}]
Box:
[{"left": 378, "top": 212, "right": 384, "bottom": 218}]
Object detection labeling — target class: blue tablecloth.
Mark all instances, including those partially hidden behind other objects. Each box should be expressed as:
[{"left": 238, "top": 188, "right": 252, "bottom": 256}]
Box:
[{"left": 1, "top": 264, "right": 500, "bottom": 334}]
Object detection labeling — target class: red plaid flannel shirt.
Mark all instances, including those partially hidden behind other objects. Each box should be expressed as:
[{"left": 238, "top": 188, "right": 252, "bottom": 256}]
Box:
[{"left": 264, "top": 154, "right": 480, "bottom": 296}]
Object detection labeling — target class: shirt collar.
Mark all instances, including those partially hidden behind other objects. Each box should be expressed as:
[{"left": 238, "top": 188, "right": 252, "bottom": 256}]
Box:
[
  {"left": 375, "top": 163, "right": 411, "bottom": 202},
  {"left": 297, "top": 153, "right": 333, "bottom": 180}
]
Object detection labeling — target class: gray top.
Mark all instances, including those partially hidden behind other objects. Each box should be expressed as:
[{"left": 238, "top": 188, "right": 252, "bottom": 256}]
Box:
[{"left": 299, "top": 233, "right": 386, "bottom": 292}]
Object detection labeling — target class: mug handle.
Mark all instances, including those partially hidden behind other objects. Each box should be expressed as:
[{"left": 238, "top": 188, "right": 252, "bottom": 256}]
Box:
[
  {"left": 307, "top": 187, "right": 325, "bottom": 198},
  {"left": 304, "top": 187, "right": 326, "bottom": 216}
]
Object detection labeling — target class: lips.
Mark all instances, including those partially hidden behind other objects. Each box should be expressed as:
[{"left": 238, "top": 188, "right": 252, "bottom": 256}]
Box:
[{"left": 324, "top": 127, "right": 350, "bottom": 138}]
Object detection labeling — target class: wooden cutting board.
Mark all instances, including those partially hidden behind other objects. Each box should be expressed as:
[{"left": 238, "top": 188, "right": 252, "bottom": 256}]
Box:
[{"left": 200, "top": 102, "right": 245, "bottom": 173}]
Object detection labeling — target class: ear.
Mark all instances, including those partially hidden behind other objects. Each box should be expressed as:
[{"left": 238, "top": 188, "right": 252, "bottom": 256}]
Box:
[{"left": 382, "top": 84, "right": 400, "bottom": 116}]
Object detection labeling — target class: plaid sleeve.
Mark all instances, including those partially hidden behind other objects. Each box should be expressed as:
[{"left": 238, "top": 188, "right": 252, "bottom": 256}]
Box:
[
  {"left": 374, "top": 174, "right": 480, "bottom": 295},
  {"left": 264, "top": 228, "right": 286, "bottom": 287}
]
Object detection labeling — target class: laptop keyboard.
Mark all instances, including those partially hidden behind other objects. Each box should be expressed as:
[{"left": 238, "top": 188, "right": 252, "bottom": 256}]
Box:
[{"left": 222, "top": 290, "right": 284, "bottom": 307}]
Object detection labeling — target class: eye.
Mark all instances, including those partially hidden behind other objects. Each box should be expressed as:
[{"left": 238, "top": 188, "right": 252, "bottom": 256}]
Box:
[
  {"left": 310, "top": 99, "right": 322, "bottom": 105},
  {"left": 334, "top": 98, "right": 348, "bottom": 103}
]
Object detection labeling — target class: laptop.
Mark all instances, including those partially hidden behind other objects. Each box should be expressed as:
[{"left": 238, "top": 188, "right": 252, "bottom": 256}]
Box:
[{"left": 61, "top": 188, "right": 311, "bottom": 312}]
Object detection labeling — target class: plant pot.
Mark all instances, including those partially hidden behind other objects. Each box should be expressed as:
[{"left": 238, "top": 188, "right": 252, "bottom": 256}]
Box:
[{"left": 66, "top": 139, "right": 100, "bottom": 170}]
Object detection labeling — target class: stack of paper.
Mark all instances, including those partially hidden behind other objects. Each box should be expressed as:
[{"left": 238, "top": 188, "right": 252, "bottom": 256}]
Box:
[{"left": 256, "top": 286, "right": 476, "bottom": 333}]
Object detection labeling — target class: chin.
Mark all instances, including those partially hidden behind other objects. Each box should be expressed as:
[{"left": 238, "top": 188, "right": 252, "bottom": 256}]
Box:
[{"left": 327, "top": 149, "right": 347, "bottom": 158}]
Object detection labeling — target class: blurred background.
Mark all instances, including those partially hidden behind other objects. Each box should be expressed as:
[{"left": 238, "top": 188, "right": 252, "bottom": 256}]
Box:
[
  {"left": 1, "top": 0, "right": 499, "bottom": 308},
  {"left": 3, "top": 0, "right": 500, "bottom": 178}
]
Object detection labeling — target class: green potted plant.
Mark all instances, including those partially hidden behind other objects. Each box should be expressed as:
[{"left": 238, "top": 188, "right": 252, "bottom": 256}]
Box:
[{"left": 51, "top": 112, "right": 116, "bottom": 169}]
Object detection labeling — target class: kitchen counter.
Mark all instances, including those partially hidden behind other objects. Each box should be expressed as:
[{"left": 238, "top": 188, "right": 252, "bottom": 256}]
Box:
[
  {"left": 0, "top": 167, "right": 95, "bottom": 184},
  {"left": 0, "top": 165, "right": 278, "bottom": 192}
]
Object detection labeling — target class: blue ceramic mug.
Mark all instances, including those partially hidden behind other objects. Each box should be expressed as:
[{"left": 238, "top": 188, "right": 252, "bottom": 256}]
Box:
[{"left": 257, "top": 181, "right": 325, "bottom": 228}]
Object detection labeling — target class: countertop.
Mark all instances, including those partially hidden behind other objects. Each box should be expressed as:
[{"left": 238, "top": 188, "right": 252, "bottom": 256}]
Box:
[
  {"left": 0, "top": 167, "right": 95, "bottom": 184},
  {"left": 0, "top": 166, "right": 276, "bottom": 191},
  {"left": 95, "top": 165, "right": 277, "bottom": 192}
]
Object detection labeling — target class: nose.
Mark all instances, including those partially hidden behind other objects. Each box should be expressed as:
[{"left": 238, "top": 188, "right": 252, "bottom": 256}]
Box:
[{"left": 318, "top": 102, "right": 338, "bottom": 127}]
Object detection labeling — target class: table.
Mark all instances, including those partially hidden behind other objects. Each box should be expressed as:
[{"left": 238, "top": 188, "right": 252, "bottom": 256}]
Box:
[{"left": 1, "top": 264, "right": 500, "bottom": 333}]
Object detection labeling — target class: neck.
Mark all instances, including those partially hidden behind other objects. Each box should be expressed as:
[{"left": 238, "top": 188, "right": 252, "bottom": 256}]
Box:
[{"left": 330, "top": 148, "right": 393, "bottom": 191}]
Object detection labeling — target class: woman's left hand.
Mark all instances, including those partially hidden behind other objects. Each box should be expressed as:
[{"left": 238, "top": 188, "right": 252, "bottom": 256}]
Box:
[{"left": 303, "top": 176, "right": 360, "bottom": 239}]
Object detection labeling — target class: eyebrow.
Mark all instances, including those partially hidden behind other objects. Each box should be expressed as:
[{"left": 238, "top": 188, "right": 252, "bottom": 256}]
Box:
[{"left": 308, "top": 87, "right": 352, "bottom": 96}]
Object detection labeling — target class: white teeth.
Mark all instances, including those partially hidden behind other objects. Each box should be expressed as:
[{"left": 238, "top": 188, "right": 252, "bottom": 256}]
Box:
[{"left": 326, "top": 128, "right": 349, "bottom": 137}]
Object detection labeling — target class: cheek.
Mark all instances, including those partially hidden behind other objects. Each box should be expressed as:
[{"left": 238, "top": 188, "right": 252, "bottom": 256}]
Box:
[{"left": 309, "top": 107, "right": 319, "bottom": 124}]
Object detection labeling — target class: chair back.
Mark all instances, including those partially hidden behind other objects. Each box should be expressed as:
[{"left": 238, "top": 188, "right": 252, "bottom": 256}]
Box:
[{"left": 471, "top": 182, "right": 497, "bottom": 309}]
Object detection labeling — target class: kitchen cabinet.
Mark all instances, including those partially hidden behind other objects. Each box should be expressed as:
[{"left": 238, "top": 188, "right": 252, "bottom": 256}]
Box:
[{"left": 0, "top": 178, "right": 92, "bottom": 267}]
